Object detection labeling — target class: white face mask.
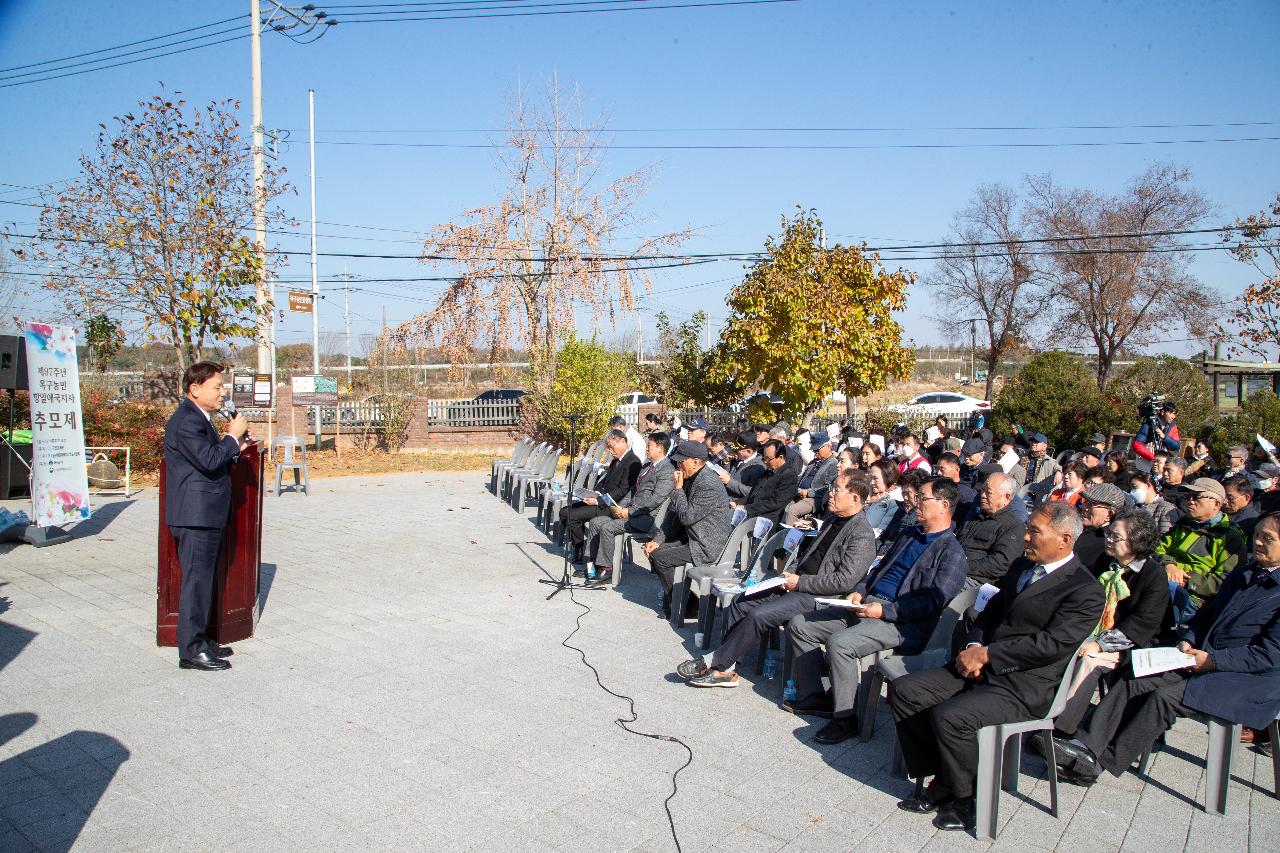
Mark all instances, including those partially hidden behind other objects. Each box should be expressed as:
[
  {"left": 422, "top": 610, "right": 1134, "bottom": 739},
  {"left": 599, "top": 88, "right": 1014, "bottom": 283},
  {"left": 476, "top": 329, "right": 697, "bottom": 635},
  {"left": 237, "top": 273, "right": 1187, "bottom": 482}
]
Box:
[
  {"left": 1258, "top": 479, "right": 1274, "bottom": 491},
  {"left": 1129, "top": 487, "right": 1149, "bottom": 506}
]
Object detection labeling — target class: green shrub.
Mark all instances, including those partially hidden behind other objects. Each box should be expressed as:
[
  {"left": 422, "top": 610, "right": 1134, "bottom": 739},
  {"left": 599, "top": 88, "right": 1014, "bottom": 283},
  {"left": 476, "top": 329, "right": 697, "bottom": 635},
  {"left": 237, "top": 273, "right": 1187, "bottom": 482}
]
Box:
[
  {"left": 81, "top": 387, "right": 172, "bottom": 473},
  {"left": 523, "top": 335, "right": 635, "bottom": 447},
  {"left": 991, "top": 351, "right": 1100, "bottom": 446},
  {"left": 1201, "top": 392, "right": 1280, "bottom": 461}
]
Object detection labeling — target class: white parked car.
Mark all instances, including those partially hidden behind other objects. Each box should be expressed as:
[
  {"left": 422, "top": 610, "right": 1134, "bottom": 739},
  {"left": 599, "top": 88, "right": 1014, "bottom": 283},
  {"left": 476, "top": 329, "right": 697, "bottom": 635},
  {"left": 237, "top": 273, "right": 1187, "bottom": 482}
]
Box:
[{"left": 887, "top": 392, "right": 991, "bottom": 417}]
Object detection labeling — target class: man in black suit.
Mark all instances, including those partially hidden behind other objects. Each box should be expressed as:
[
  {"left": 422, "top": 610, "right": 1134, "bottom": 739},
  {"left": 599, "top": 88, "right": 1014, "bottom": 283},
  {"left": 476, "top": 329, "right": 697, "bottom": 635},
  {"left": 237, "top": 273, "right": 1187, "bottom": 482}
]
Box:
[
  {"left": 163, "top": 361, "right": 249, "bottom": 672},
  {"left": 560, "top": 429, "right": 640, "bottom": 563},
  {"left": 889, "top": 500, "right": 1105, "bottom": 831}
]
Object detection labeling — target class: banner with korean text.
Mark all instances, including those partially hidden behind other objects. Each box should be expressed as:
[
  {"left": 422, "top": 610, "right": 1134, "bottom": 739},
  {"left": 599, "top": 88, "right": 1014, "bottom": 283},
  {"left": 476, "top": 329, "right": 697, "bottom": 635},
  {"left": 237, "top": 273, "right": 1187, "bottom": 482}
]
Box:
[{"left": 23, "top": 322, "right": 91, "bottom": 526}]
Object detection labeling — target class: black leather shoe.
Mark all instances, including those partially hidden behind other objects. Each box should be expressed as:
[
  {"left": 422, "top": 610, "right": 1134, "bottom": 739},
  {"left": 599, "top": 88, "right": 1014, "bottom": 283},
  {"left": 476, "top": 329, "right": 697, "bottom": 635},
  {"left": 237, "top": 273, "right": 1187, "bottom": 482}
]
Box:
[
  {"left": 1056, "top": 765, "right": 1099, "bottom": 787},
  {"left": 1025, "top": 732, "right": 1048, "bottom": 759},
  {"left": 782, "top": 692, "right": 834, "bottom": 718},
  {"left": 813, "top": 715, "right": 860, "bottom": 745},
  {"left": 179, "top": 651, "right": 230, "bottom": 671},
  {"left": 932, "top": 797, "right": 975, "bottom": 831},
  {"left": 897, "top": 780, "right": 949, "bottom": 814},
  {"left": 208, "top": 645, "right": 234, "bottom": 658},
  {"left": 1051, "top": 737, "right": 1099, "bottom": 776}
]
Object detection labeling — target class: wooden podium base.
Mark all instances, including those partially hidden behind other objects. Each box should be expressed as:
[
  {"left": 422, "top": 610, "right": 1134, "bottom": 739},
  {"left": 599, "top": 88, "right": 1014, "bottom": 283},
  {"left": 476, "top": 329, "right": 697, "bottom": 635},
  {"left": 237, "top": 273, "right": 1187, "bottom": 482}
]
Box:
[{"left": 156, "top": 440, "right": 264, "bottom": 647}]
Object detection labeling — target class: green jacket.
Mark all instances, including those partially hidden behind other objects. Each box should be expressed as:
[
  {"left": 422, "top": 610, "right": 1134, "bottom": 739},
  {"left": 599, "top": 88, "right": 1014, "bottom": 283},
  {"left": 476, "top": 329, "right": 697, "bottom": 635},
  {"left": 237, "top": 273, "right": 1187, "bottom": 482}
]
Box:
[{"left": 1155, "top": 514, "right": 1247, "bottom": 604}]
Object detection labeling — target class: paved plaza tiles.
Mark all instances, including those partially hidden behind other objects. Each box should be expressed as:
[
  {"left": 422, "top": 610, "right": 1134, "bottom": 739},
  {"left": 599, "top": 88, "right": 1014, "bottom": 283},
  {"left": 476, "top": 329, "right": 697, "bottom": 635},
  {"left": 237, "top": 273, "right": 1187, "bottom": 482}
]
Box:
[{"left": 0, "top": 470, "right": 1276, "bottom": 852}]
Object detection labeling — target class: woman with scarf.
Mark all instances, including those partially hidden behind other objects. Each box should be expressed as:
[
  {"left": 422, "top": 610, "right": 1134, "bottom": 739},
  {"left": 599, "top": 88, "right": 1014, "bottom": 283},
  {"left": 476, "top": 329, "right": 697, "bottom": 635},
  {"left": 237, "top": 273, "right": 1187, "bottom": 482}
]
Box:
[{"left": 1038, "top": 508, "right": 1176, "bottom": 740}]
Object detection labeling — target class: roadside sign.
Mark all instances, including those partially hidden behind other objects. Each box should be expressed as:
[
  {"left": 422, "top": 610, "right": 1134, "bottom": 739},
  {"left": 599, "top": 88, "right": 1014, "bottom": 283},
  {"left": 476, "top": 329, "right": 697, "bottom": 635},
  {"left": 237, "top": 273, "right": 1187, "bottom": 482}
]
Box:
[
  {"left": 288, "top": 291, "right": 314, "bottom": 313},
  {"left": 291, "top": 375, "right": 338, "bottom": 407}
]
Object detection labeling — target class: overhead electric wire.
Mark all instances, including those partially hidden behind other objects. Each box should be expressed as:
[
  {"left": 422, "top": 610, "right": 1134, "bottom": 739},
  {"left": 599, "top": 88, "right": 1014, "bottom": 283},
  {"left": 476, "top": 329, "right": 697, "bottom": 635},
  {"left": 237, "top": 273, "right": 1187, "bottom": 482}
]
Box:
[
  {"left": 295, "top": 120, "right": 1280, "bottom": 134},
  {"left": 0, "top": 25, "right": 247, "bottom": 83},
  {"left": 332, "top": 0, "right": 797, "bottom": 24},
  {"left": 305, "top": 135, "right": 1280, "bottom": 151},
  {"left": 0, "top": 32, "right": 249, "bottom": 90},
  {"left": 327, "top": 0, "right": 663, "bottom": 18},
  {"left": 0, "top": 14, "right": 243, "bottom": 74}
]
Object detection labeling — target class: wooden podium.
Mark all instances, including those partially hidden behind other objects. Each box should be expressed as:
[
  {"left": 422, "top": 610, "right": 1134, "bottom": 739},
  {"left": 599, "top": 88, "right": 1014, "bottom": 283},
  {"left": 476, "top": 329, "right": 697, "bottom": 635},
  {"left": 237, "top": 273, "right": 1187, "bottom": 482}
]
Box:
[{"left": 156, "top": 440, "right": 264, "bottom": 647}]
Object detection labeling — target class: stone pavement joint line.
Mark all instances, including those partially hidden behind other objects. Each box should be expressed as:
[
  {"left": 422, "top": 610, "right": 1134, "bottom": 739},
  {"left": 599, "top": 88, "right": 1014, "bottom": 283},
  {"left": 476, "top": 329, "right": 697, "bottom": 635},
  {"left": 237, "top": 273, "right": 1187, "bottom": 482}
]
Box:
[{"left": 0, "top": 471, "right": 1275, "bottom": 852}]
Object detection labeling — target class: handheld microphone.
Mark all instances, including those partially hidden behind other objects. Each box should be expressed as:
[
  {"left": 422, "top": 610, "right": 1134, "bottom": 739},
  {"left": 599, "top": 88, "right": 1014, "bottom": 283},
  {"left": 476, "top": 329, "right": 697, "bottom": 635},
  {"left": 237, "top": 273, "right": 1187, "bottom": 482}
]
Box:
[{"left": 219, "top": 399, "right": 250, "bottom": 441}]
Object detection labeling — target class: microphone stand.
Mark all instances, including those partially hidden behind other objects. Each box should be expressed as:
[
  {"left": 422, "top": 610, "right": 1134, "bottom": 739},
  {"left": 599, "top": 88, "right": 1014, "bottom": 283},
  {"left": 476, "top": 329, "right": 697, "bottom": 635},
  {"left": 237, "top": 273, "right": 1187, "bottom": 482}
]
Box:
[{"left": 541, "top": 413, "right": 605, "bottom": 600}]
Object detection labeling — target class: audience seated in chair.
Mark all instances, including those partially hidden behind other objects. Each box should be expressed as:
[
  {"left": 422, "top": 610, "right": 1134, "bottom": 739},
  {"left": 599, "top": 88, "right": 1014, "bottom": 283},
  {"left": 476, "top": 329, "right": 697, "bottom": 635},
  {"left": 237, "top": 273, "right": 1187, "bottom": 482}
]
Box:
[
  {"left": 581, "top": 431, "right": 676, "bottom": 585},
  {"left": 784, "top": 432, "right": 840, "bottom": 525},
  {"left": 889, "top": 501, "right": 1104, "bottom": 832},
  {"left": 785, "top": 477, "right": 969, "bottom": 744},
  {"left": 956, "top": 472, "right": 1027, "bottom": 588},
  {"left": 1074, "top": 483, "right": 1127, "bottom": 574},
  {"left": 1050, "top": 512, "right": 1280, "bottom": 786},
  {"left": 674, "top": 470, "right": 877, "bottom": 689},
  {"left": 739, "top": 439, "right": 800, "bottom": 527},
  {"left": 1155, "top": 477, "right": 1247, "bottom": 625},
  {"left": 558, "top": 429, "right": 640, "bottom": 563},
  {"left": 642, "top": 440, "right": 734, "bottom": 618}
]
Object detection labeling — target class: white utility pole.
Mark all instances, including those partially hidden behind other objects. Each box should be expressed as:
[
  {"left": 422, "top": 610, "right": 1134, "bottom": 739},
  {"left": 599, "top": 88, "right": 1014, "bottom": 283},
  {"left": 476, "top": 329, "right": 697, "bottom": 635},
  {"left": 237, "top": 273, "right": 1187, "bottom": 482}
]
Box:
[
  {"left": 343, "top": 266, "right": 352, "bottom": 387},
  {"left": 308, "top": 88, "right": 321, "bottom": 449},
  {"left": 636, "top": 313, "right": 643, "bottom": 362},
  {"left": 251, "top": 0, "right": 270, "bottom": 374},
  {"left": 705, "top": 314, "right": 712, "bottom": 349}
]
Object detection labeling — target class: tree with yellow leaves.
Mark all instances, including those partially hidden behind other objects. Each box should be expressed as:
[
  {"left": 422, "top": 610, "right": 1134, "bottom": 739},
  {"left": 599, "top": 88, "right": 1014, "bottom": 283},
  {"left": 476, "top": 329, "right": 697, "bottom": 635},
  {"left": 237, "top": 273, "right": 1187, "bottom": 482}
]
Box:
[{"left": 713, "top": 209, "right": 915, "bottom": 419}]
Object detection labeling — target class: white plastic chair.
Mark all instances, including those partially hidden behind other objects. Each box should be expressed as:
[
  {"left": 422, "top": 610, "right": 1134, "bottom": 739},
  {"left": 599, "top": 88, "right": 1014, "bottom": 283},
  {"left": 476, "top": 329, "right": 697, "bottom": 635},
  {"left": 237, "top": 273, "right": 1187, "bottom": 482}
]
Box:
[{"left": 273, "top": 436, "right": 309, "bottom": 497}]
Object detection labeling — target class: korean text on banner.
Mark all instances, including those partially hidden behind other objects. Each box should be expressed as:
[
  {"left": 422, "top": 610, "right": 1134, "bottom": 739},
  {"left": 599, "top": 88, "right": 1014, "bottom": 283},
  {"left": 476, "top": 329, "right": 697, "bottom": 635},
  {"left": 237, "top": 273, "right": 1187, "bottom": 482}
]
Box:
[{"left": 23, "top": 322, "right": 91, "bottom": 526}]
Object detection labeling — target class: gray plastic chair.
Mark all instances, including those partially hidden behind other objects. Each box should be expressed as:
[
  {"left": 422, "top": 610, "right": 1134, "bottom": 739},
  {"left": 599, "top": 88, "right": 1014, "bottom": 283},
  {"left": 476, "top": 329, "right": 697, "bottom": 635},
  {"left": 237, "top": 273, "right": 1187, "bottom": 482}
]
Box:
[
  {"left": 670, "top": 516, "right": 755, "bottom": 631},
  {"left": 500, "top": 442, "right": 549, "bottom": 500},
  {"left": 857, "top": 586, "right": 980, "bottom": 741},
  {"left": 511, "top": 448, "right": 562, "bottom": 513},
  {"left": 491, "top": 436, "right": 533, "bottom": 494},
  {"left": 545, "top": 441, "right": 604, "bottom": 538},
  {"left": 1134, "top": 710, "right": 1279, "bottom": 815},
  {"left": 604, "top": 496, "right": 672, "bottom": 588},
  {"left": 272, "top": 436, "right": 309, "bottom": 496},
  {"left": 971, "top": 643, "right": 1089, "bottom": 840},
  {"left": 701, "top": 527, "right": 795, "bottom": 648}
]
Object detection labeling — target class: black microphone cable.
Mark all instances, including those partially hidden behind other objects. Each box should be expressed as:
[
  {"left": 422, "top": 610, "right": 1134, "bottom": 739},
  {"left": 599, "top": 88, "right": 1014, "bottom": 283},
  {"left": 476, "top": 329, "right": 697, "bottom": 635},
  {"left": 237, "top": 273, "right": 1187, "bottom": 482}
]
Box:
[{"left": 559, "top": 585, "right": 692, "bottom": 853}]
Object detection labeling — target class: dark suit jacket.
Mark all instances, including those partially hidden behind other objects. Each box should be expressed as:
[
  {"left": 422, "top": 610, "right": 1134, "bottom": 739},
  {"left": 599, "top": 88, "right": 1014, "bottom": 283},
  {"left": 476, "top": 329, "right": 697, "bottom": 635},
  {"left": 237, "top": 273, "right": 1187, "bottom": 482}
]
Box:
[
  {"left": 968, "top": 555, "right": 1106, "bottom": 717},
  {"left": 163, "top": 398, "right": 240, "bottom": 528},
  {"left": 591, "top": 451, "right": 641, "bottom": 505},
  {"left": 655, "top": 464, "right": 733, "bottom": 565},
  {"left": 855, "top": 525, "right": 969, "bottom": 655},
  {"left": 1181, "top": 563, "right": 1280, "bottom": 729},
  {"left": 726, "top": 455, "right": 766, "bottom": 500},
  {"left": 744, "top": 462, "right": 800, "bottom": 525},
  {"left": 1109, "top": 556, "right": 1176, "bottom": 649}
]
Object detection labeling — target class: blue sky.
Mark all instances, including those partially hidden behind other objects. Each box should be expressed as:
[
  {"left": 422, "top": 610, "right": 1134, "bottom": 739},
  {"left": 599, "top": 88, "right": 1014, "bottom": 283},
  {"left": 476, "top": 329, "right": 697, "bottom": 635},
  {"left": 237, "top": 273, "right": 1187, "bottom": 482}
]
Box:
[{"left": 1, "top": 0, "right": 1277, "bottom": 358}]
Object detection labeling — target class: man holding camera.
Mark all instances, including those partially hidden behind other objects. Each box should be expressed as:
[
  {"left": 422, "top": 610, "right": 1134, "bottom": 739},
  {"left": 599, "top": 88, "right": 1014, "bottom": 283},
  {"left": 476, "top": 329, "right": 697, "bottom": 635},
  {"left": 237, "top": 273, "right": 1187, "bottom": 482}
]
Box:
[{"left": 1132, "top": 397, "right": 1180, "bottom": 462}]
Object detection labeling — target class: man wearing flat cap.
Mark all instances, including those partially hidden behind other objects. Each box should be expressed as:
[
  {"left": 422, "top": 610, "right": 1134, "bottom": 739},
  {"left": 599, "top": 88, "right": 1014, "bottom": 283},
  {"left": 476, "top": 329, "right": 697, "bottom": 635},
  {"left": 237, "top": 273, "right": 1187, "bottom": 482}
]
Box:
[
  {"left": 723, "top": 431, "right": 766, "bottom": 499},
  {"left": 1075, "top": 483, "right": 1128, "bottom": 575},
  {"left": 1155, "top": 477, "right": 1247, "bottom": 624}
]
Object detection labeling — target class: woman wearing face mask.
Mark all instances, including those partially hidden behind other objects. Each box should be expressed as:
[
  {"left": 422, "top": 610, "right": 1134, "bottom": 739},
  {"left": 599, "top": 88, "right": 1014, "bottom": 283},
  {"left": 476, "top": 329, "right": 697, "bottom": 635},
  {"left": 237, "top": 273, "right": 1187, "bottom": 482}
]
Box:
[
  {"left": 1128, "top": 470, "right": 1180, "bottom": 535},
  {"left": 1031, "top": 509, "right": 1175, "bottom": 747},
  {"left": 863, "top": 458, "right": 901, "bottom": 539}
]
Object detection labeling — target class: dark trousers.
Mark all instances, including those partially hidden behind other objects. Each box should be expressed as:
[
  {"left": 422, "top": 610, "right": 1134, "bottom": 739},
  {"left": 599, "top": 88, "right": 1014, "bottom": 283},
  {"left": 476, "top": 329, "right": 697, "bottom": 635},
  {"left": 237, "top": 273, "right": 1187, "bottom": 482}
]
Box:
[
  {"left": 559, "top": 503, "right": 609, "bottom": 550},
  {"left": 649, "top": 542, "right": 692, "bottom": 594},
  {"left": 170, "top": 525, "right": 223, "bottom": 659},
  {"left": 1076, "top": 669, "right": 1191, "bottom": 775},
  {"left": 711, "top": 589, "right": 817, "bottom": 671},
  {"left": 889, "top": 666, "right": 1031, "bottom": 800}
]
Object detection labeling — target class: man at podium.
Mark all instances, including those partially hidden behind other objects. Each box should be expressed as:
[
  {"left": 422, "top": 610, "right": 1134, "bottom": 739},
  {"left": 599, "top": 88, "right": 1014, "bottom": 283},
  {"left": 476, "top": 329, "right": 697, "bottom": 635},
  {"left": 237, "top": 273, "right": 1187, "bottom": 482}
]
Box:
[{"left": 163, "top": 362, "right": 249, "bottom": 671}]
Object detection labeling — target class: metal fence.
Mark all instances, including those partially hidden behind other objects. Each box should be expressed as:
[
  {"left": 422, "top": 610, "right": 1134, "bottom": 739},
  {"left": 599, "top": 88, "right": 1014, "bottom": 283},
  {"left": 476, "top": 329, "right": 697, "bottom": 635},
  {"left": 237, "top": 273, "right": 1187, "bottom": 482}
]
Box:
[{"left": 425, "top": 398, "right": 521, "bottom": 428}]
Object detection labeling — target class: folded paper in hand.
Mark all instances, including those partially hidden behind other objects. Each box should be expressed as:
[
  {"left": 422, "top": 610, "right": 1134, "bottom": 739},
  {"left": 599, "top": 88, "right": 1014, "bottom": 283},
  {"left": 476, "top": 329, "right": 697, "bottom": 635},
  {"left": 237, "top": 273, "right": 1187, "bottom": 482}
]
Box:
[
  {"left": 753, "top": 517, "right": 774, "bottom": 539},
  {"left": 974, "top": 583, "right": 1001, "bottom": 613},
  {"left": 1131, "top": 646, "right": 1196, "bottom": 678},
  {"left": 814, "top": 597, "right": 862, "bottom": 609},
  {"left": 997, "top": 448, "right": 1020, "bottom": 474}
]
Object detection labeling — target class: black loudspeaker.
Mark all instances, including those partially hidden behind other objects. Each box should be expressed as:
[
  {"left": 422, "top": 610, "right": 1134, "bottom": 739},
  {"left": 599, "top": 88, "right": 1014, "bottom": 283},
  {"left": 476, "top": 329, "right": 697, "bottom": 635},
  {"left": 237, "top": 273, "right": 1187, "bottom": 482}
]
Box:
[{"left": 0, "top": 335, "right": 27, "bottom": 391}]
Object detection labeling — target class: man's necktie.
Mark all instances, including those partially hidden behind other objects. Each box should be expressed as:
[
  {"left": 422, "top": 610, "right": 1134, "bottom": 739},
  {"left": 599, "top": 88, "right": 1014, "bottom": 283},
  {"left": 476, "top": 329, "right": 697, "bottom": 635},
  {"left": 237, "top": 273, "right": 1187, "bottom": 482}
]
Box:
[{"left": 1017, "top": 564, "right": 1046, "bottom": 593}]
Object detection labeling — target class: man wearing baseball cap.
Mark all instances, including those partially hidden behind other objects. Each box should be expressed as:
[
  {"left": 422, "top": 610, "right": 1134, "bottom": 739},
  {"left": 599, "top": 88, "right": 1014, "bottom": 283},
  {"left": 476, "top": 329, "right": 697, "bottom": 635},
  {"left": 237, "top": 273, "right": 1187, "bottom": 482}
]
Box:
[
  {"left": 1155, "top": 478, "right": 1247, "bottom": 624},
  {"left": 641, "top": 439, "right": 734, "bottom": 617}
]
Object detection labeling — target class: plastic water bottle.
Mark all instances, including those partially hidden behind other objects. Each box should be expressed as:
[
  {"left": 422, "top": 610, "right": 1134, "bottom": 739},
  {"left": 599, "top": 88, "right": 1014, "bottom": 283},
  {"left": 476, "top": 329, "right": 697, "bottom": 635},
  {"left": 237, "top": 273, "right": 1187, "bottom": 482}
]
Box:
[
  {"left": 743, "top": 574, "right": 759, "bottom": 589},
  {"left": 657, "top": 589, "right": 665, "bottom": 608},
  {"left": 763, "top": 650, "right": 778, "bottom": 681},
  {"left": 782, "top": 679, "right": 797, "bottom": 702}
]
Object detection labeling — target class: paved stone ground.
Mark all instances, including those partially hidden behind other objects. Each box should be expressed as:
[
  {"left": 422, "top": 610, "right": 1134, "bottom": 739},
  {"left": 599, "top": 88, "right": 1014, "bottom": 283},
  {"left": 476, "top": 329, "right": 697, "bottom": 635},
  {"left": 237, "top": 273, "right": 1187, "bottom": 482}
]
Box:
[{"left": 0, "top": 470, "right": 1276, "bottom": 852}]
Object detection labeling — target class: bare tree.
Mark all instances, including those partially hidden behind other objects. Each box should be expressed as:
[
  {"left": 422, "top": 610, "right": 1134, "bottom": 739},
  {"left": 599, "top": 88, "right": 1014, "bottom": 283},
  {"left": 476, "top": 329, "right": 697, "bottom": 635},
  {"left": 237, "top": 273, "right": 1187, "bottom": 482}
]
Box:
[
  {"left": 389, "top": 77, "right": 690, "bottom": 391},
  {"left": 1025, "top": 164, "right": 1215, "bottom": 389},
  {"left": 926, "top": 184, "right": 1038, "bottom": 400},
  {"left": 0, "top": 237, "right": 28, "bottom": 334},
  {"left": 1219, "top": 192, "right": 1280, "bottom": 358}
]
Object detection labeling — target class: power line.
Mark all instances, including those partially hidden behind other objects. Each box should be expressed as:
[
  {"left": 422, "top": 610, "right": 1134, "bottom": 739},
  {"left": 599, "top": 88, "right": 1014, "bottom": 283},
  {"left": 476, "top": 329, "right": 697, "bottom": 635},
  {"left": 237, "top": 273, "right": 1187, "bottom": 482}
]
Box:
[
  {"left": 304, "top": 135, "right": 1280, "bottom": 151},
  {"left": 290, "top": 120, "right": 1280, "bottom": 134},
  {"left": 0, "top": 33, "right": 249, "bottom": 90},
  {"left": 0, "top": 14, "right": 243, "bottom": 74},
  {"left": 0, "top": 25, "right": 247, "bottom": 84},
  {"left": 331, "top": 0, "right": 797, "bottom": 24}
]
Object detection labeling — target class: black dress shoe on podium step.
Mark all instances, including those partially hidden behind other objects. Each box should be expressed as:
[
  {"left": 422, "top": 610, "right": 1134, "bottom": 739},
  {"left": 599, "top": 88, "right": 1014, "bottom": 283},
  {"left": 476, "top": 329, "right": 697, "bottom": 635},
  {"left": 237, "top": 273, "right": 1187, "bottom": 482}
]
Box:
[
  {"left": 179, "top": 651, "right": 231, "bottom": 671},
  {"left": 209, "top": 645, "right": 234, "bottom": 658}
]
